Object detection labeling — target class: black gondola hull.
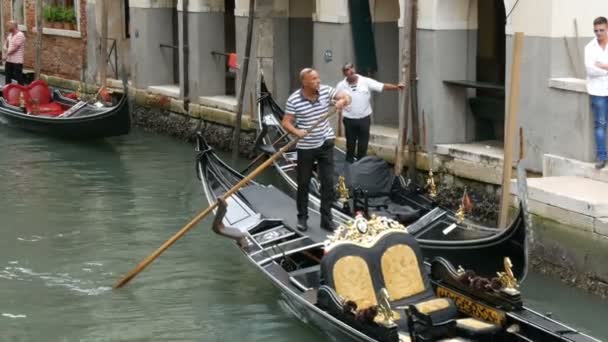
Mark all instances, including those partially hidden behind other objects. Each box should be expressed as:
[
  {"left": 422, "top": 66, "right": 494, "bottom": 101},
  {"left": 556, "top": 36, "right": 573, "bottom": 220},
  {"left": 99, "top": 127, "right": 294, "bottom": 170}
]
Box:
[
  {"left": 0, "top": 94, "right": 130, "bottom": 139},
  {"left": 196, "top": 135, "right": 600, "bottom": 342}
]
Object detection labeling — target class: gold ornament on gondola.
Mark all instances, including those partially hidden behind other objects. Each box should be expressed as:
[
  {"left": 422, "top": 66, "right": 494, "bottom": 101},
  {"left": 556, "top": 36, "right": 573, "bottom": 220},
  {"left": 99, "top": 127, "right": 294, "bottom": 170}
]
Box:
[
  {"left": 336, "top": 175, "right": 349, "bottom": 204},
  {"left": 325, "top": 213, "right": 408, "bottom": 248},
  {"left": 455, "top": 204, "right": 465, "bottom": 224},
  {"left": 456, "top": 187, "right": 473, "bottom": 224},
  {"left": 76, "top": 83, "right": 82, "bottom": 100},
  {"left": 426, "top": 169, "right": 437, "bottom": 199},
  {"left": 375, "top": 288, "right": 398, "bottom": 325},
  {"left": 497, "top": 257, "right": 519, "bottom": 291}
]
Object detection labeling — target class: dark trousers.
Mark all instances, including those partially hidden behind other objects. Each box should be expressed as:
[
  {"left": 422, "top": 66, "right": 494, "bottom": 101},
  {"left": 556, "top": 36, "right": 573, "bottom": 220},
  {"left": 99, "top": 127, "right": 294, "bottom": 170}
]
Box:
[
  {"left": 5, "top": 62, "right": 24, "bottom": 85},
  {"left": 343, "top": 116, "right": 371, "bottom": 163},
  {"left": 296, "top": 140, "right": 335, "bottom": 227}
]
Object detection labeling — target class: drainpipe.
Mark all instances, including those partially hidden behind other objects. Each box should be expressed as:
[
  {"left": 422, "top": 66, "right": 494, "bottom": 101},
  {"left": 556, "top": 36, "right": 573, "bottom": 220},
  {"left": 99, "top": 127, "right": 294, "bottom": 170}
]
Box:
[{"left": 182, "top": 0, "right": 189, "bottom": 110}]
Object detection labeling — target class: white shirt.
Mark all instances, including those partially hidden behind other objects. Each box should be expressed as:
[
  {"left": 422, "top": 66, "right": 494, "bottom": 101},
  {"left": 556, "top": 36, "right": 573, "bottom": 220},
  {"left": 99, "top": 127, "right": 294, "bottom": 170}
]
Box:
[
  {"left": 336, "top": 75, "right": 384, "bottom": 119},
  {"left": 584, "top": 38, "right": 608, "bottom": 96}
]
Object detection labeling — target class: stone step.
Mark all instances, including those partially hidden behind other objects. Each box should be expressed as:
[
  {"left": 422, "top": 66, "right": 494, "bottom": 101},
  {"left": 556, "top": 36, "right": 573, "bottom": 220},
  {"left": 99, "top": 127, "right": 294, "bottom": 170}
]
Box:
[
  {"left": 147, "top": 84, "right": 180, "bottom": 98},
  {"left": 543, "top": 154, "right": 608, "bottom": 183},
  {"left": 435, "top": 140, "right": 503, "bottom": 167},
  {"left": 368, "top": 125, "right": 399, "bottom": 146},
  {"left": 199, "top": 95, "right": 238, "bottom": 112},
  {"left": 510, "top": 176, "right": 608, "bottom": 218}
]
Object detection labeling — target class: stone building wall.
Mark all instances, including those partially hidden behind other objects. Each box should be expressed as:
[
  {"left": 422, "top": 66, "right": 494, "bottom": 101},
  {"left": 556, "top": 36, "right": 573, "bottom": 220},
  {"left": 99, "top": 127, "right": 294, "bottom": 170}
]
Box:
[{"left": 2, "top": 0, "right": 87, "bottom": 80}]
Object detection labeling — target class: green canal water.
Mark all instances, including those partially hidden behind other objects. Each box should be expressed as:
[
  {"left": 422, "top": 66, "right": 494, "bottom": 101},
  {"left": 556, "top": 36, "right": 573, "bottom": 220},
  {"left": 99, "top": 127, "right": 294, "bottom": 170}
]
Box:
[{"left": 0, "top": 126, "right": 606, "bottom": 341}]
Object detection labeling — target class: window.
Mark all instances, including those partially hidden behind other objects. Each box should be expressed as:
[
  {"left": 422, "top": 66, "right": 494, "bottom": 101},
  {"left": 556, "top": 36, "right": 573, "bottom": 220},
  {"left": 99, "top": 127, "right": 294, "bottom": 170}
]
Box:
[
  {"left": 43, "top": 0, "right": 79, "bottom": 31},
  {"left": 11, "top": 0, "right": 25, "bottom": 26}
]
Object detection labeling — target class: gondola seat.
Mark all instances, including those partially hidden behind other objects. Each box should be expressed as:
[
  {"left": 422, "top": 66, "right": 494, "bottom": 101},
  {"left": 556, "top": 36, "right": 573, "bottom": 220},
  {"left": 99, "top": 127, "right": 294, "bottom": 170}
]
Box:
[
  {"left": 3, "top": 83, "right": 26, "bottom": 107},
  {"left": 24, "top": 80, "right": 64, "bottom": 116},
  {"left": 318, "top": 230, "right": 458, "bottom": 341},
  {"left": 377, "top": 231, "right": 457, "bottom": 340},
  {"left": 317, "top": 234, "right": 400, "bottom": 342}
]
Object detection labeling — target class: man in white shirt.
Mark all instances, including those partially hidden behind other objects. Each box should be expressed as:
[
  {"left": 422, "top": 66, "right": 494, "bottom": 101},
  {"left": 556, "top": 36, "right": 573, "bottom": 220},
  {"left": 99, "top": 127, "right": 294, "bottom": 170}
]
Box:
[
  {"left": 336, "top": 63, "right": 404, "bottom": 163},
  {"left": 585, "top": 16, "right": 608, "bottom": 169}
]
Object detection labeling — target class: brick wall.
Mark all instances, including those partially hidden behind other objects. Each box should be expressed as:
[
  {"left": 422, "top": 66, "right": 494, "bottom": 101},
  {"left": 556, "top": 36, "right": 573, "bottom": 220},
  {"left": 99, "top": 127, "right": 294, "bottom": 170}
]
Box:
[{"left": 3, "top": 0, "right": 87, "bottom": 80}]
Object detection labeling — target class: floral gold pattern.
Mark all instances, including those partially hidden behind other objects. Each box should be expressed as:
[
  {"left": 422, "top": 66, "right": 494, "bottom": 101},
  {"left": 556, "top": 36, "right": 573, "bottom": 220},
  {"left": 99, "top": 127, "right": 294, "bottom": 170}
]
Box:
[
  {"left": 325, "top": 215, "right": 407, "bottom": 249},
  {"left": 436, "top": 286, "right": 506, "bottom": 326},
  {"left": 333, "top": 256, "right": 377, "bottom": 310},
  {"left": 381, "top": 245, "right": 425, "bottom": 301}
]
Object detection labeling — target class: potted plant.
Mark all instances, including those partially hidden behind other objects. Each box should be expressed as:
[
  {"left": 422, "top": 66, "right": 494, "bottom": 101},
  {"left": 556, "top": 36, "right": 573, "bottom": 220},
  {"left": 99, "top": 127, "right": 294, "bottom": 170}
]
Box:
[
  {"left": 54, "top": 7, "right": 65, "bottom": 29},
  {"left": 48, "top": 6, "right": 59, "bottom": 28},
  {"left": 65, "top": 8, "right": 76, "bottom": 30},
  {"left": 43, "top": 6, "right": 53, "bottom": 27}
]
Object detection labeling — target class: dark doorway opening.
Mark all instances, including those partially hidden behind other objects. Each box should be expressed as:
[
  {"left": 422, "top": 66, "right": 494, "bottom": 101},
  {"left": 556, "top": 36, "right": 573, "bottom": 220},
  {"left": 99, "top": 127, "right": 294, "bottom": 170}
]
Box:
[
  {"left": 471, "top": 0, "right": 506, "bottom": 141},
  {"left": 225, "top": 0, "right": 236, "bottom": 95}
]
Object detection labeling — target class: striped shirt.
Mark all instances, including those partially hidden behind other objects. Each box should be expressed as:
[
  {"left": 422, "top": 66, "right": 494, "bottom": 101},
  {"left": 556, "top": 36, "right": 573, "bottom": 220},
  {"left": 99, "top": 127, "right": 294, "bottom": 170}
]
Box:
[
  {"left": 285, "top": 85, "right": 336, "bottom": 149},
  {"left": 6, "top": 31, "right": 25, "bottom": 64}
]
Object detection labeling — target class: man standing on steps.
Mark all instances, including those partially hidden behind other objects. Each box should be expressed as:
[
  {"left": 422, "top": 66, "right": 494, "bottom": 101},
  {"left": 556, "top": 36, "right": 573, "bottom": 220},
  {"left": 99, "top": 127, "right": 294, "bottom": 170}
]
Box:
[
  {"left": 282, "top": 68, "right": 351, "bottom": 232},
  {"left": 3, "top": 21, "right": 26, "bottom": 85},
  {"left": 585, "top": 16, "right": 608, "bottom": 169},
  {"left": 336, "top": 63, "right": 404, "bottom": 163}
]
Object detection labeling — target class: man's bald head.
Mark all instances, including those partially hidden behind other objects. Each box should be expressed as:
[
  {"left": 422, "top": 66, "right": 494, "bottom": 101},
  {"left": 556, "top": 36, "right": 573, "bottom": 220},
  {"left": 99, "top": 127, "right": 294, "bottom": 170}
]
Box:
[{"left": 299, "top": 68, "right": 321, "bottom": 92}]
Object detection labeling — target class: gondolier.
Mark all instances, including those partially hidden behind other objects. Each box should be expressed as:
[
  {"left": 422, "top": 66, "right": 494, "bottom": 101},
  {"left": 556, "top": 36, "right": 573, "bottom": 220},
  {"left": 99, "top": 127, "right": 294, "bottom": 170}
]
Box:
[
  {"left": 282, "top": 68, "right": 351, "bottom": 232},
  {"left": 336, "top": 63, "right": 404, "bottom": 163}
]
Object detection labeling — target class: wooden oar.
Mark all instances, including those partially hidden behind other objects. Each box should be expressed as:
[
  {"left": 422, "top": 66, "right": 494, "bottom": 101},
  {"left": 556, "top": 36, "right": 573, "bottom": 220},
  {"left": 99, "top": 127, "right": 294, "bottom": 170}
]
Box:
[
  {"left": 241, "top": 131, "right": 290, "bottom": 174},
  {"left": 113, "top": 109, "right": 337, "bottom": 289}
]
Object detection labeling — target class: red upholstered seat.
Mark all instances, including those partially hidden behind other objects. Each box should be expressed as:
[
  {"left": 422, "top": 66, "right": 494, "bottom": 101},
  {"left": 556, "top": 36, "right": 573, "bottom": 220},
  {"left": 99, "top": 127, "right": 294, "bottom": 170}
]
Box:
[
  {"left": 3, "top": 83, "right": 26, "bottom": 106},
  {"left": 25, "top": 80, "right": 64, "bottom": 116},
  {"left": 28, "top": 102, "right": 65, "bottom": 116}
]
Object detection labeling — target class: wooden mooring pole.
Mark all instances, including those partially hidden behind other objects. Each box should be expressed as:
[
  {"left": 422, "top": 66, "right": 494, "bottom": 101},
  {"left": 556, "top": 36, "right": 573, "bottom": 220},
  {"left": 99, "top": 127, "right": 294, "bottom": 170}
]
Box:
[
  {"left": 394, "top": 0, "right": 415, "bottom": 175},
  {"left": 498, "top": 32, "right": 524, "bottom": 228},
  {"left": 35, "top": 0, "right": 43, "bottom": 79}
]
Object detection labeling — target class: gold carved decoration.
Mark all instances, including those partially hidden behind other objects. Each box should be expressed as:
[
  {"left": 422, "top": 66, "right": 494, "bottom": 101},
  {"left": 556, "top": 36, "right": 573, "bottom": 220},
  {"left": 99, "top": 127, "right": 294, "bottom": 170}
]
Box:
[
  {"left": 426, "top": 169, "right": 437, "bottom": 199},
  {"left": 497, "top": 257, "right": 519, "bottom": 291},
  {"left": 455, "top": 205, "right": 465, "bottom": 224},
  {"left": 325, "top": 213, "right": 408, "bottom": 249},
  {"left": 375, "top": 288, "right": 398, "bottom": 325},
  {"left": 336, "top": 175, "right": 349, "bottom": 204},
  {"left": 436, "top": 286, "right": 506, "bottom": 326}
]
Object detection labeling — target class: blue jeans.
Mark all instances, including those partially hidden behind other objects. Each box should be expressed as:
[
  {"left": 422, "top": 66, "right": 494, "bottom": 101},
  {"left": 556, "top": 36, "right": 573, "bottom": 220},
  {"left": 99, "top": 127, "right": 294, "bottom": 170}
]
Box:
[{"left": 591, "top": 95, "right": 608, "bottom": 161}]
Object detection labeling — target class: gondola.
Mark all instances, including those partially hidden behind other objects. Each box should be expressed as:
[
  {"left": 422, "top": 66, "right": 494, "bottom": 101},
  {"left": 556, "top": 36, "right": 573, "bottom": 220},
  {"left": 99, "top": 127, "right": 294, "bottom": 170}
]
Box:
[
  {"left": 255, "top": 80, "right": 531, "bottom": 278},
  {"left": 195, "top": 134, "right": 599, "bottom": 342},
  {"left": 0, "top": 79, "right": 130, "bottom": 139}
]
